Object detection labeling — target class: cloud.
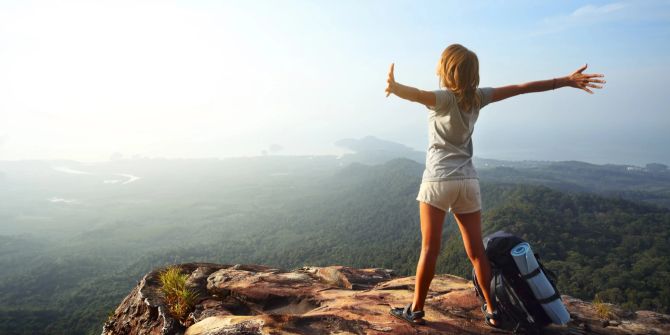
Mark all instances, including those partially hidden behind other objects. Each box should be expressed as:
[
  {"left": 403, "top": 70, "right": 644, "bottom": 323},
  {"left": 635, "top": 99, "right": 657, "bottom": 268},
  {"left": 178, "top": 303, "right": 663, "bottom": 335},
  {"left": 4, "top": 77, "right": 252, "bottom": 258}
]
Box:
[
  {"left": 528, "top": 1, "right": 669, "bottom": 37},
  {"left": 570, "top": 3, "right": 626, "bottom": 17}
]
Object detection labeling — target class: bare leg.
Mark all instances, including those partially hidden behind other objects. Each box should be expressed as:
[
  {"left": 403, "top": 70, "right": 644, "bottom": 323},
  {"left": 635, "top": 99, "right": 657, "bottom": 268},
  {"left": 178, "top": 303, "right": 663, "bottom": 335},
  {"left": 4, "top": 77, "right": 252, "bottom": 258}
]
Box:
[
  {"left": 411, "top": 201, "right": 447, "bottom": 320},
  {"left": 453, "top": 210, "right": 497, "bottom": 325}
]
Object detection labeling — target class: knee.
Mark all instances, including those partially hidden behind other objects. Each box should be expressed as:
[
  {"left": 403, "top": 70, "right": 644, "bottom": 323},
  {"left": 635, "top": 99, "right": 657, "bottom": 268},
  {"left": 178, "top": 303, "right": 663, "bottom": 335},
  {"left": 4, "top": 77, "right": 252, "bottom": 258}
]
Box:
[{"left": 421, "top": 246, "right": 440, "bottom": 260}]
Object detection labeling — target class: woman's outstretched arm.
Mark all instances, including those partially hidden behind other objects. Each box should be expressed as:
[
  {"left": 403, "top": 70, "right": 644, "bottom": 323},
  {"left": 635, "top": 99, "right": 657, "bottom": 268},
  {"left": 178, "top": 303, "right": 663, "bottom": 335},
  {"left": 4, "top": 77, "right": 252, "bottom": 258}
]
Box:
[
  {"left": 385, "top": 63, "right": 436, "bottom": 108},
  {"left": 491, "top": 64, "right": 606, "bottom": 103}
]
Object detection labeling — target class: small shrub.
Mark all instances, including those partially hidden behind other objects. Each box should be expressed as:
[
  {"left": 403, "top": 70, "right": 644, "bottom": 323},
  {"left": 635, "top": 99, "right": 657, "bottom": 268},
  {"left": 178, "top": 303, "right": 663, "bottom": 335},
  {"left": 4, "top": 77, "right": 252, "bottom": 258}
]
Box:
[
  {"left": 107, "top": 308, "right": 116, "bottom": 321},
  {"left": 593, "top": 294, "right": 616, "bottom": 320},
  {"left": 158, "top": 265, "right": 200, "bottom": 321}
]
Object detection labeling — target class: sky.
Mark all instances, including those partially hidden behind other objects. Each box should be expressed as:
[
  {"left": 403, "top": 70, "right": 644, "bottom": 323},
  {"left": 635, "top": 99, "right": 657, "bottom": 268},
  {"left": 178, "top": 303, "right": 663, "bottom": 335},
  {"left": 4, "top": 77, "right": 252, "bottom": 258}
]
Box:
[{"left": 0, "top": 0, "right": 668, "bottom": 165}]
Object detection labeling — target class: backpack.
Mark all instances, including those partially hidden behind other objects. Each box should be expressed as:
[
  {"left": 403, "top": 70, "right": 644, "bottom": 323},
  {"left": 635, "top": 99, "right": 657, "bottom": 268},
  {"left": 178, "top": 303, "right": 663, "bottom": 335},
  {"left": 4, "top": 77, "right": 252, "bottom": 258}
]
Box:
[{"left": 472, "top": 231, "right": 566, "bottom": 334}]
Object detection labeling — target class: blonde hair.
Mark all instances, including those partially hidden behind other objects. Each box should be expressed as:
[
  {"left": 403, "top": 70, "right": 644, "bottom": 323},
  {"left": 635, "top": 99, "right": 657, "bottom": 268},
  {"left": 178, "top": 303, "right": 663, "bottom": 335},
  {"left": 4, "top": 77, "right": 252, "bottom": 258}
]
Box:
[{"left": 436, "top": 44, "right": 481, "bottom": 113}]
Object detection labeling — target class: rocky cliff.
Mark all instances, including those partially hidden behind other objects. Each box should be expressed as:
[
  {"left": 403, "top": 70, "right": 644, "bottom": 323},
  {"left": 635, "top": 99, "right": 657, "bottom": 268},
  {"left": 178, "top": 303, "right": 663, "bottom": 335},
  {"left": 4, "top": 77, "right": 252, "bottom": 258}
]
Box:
[{"left": 102, "top": 262, "right": 670, "bottom": 335}]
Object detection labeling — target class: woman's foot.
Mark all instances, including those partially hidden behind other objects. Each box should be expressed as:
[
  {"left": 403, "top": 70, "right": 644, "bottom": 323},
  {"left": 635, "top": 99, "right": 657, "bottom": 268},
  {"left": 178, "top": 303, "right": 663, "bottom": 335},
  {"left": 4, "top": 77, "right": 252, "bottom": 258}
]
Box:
[
  {"left": 410, "top": 303, "right": 425, "bottom": 324},
  {"left": 482, "top": 303, "right": 500, "bottom": 328},
  {"left": 389, "top": 302, "right": 426, "bottom": 325}
]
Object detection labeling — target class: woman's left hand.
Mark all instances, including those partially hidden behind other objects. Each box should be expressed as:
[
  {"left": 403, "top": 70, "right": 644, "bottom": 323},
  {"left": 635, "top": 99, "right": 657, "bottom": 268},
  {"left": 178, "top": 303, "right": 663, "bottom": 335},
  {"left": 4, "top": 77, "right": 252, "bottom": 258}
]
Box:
[{"left": 566, "top": 64, "right": 606, "bottom": 94}]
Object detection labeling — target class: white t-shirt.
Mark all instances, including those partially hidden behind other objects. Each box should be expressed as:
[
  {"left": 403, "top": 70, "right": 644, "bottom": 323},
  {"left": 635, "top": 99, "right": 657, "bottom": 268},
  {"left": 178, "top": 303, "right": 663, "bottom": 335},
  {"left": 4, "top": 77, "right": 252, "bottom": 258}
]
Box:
[{"left": 421, "top": 87, "right": 495, "bottom": 182}]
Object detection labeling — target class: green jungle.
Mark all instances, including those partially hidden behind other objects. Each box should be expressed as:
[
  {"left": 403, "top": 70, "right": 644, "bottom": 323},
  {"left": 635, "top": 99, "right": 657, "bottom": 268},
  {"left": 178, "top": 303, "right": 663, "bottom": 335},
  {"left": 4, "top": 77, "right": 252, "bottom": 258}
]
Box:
[{"left": 0, "top": 155, "right": 668, "bottom": 335}]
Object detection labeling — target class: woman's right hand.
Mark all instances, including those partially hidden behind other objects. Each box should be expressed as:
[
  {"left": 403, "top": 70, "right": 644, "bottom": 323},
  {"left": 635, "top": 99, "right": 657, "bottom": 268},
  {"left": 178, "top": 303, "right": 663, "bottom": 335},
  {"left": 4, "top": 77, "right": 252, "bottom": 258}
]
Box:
[
  {"left": 566, "top": 64, "right": 606, "bottom": 94},
  {"left": 385, "top": 63, "right": 396, "bottom": 97},
  {"left": 383, "top": 63, "right": 436, "bottom": 106}
]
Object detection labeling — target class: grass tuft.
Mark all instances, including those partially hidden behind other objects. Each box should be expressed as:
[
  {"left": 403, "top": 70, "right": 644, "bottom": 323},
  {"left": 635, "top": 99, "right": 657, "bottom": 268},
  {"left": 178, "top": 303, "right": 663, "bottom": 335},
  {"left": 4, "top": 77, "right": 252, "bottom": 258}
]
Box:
[
  {"left": 158, "top": 265, "right": 200, "bottom": 322},
  {"left": 593, "top": 294, "right": 617, "bottom": 320}
]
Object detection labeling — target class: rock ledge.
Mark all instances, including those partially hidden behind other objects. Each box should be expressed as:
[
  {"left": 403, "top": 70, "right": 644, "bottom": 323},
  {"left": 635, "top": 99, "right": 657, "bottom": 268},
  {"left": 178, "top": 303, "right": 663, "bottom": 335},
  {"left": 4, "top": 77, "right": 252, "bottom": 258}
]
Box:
[{"left": 102, "top": 262, "right": 670, "bottom": 335}]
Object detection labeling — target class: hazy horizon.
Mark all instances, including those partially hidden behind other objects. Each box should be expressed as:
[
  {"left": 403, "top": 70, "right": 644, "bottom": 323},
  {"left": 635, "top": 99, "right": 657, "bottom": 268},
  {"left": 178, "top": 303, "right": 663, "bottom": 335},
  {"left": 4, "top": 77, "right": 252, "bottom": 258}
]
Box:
[
  {"left": 2, "top": 1, "right": 668, "bottom": 166},
  {"left": 0, "top": 138, "right": 665, "bottom": 168}
]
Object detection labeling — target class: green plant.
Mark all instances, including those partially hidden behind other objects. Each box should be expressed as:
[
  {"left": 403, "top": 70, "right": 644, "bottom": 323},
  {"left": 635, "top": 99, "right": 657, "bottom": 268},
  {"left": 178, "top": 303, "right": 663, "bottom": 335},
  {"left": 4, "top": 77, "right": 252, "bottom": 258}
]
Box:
[
  {"left": 158, "top": 265, "right": 200, "bottom": 321},
  {"left": 107, "top": 307, "right": 116, "bottom": 321},
  {"left": 593, "top": 294, "right": 616, "bottom": 320}
]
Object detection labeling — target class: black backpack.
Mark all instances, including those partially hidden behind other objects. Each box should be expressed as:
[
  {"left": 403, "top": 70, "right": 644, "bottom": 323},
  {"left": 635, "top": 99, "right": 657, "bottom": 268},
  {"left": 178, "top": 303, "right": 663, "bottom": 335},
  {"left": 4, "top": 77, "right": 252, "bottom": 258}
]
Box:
[{"left": 472, "top": 231, "right": 562, "bottom": 334}]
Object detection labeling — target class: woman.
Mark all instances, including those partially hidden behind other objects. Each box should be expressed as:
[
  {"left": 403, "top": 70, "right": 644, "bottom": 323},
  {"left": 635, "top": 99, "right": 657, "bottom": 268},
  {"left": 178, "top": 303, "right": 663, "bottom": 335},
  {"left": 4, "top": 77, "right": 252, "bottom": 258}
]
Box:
[{"left": 385, "top": 44, "right": 605, "bottom": 327}]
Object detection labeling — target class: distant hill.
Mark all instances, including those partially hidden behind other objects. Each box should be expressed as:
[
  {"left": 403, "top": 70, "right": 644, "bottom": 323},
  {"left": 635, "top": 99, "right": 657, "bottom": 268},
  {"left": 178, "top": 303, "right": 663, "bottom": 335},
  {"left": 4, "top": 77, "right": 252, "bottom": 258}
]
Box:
[
  {"left": 478, "top": 160, "right": 670, "bottom": 208},
  {"left": 332, "top": 136, "right": 670, "bottom": 208},
  {"left": 334, "top": 135, "right": 426, "bottom": 165}
]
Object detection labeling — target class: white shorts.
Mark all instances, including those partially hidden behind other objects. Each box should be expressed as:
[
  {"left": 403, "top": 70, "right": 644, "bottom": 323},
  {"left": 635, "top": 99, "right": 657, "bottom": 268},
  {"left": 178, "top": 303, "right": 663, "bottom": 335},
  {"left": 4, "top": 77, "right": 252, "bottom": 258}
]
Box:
[{"left": 416, "top": 178, "right": 482, "bottom": 214}]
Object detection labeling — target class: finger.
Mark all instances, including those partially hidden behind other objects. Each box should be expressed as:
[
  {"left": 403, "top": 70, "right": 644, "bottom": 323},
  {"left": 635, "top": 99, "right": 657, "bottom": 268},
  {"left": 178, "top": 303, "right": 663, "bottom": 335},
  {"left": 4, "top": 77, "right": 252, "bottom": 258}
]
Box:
[
  {"left": 389, "top": 63, "right": 395, "bottom": 80},
  {"left": 577, "top": 63, "right": 588, "bottom": 73},
  {"left": 585, "top": 73, "right": 604, "bottom": 78},
  {"left": 588, "top": 79, "right": 606, "bottom": 84},
  {"left": 582, "top": 87, "right": 594, "bottom": 94},
  {"left": 586, "top": 83, "right": 603, "bottom": 89}
]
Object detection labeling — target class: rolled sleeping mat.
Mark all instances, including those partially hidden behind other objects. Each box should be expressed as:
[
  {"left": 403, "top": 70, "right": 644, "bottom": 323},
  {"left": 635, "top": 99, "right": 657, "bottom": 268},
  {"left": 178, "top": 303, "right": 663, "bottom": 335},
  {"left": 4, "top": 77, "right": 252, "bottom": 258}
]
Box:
[{"left": 510, "top": 242, "right": 570, "bottom": 325}]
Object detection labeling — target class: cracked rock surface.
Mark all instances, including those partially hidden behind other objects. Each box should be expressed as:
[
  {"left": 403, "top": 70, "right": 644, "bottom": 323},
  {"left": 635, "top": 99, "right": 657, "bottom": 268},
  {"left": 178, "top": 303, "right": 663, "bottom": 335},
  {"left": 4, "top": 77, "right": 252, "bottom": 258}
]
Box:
[{"left": 102, "top": 262, "right": 670, "bottom": 335}]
